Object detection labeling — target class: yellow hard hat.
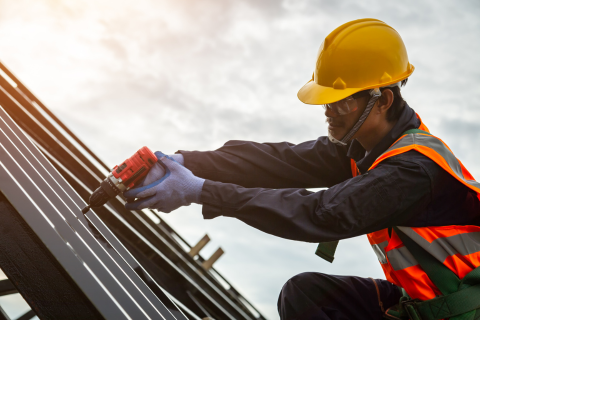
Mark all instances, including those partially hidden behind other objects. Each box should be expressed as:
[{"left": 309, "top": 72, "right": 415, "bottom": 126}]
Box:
[{"left": 298, "top": 18, "right": 414, "bottom": 105}]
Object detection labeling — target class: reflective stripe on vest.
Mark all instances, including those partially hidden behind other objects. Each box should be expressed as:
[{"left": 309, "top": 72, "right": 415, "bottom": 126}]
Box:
[
  {"left": 397, "top": 227, "right": 480, "bottom": 266},
  {"left": 387, "top": 244, "right": 418, "bottom": 270},
  {"left": 353, "top": 115, "right": 480, "bottom": 301},
  {"left": 390, "top": 226, "right": 480, "bottom": 279},
  {"left": 369, "top": 131, "right": 480, "bottom": 194},
  {"left": 372, "top": 242, "right": 388, "bottom": 264}
]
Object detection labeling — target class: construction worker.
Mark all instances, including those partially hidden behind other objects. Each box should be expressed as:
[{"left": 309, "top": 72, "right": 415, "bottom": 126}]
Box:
[{"left": 125, "top": 18, "right": 480, "bottom": 320}]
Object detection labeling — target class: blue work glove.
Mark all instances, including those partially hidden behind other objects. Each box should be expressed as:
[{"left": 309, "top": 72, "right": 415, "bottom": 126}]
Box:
[
  {"left": 139, "top": 153, "right": 184, "bottom": 186},
  {"left": 124, "top": 152, "right": 204, "bottom": 213}
]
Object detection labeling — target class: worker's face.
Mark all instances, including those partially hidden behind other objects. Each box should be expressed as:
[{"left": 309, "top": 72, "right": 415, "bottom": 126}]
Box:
[{"left": 324, "top": 94, "right": 370, "bottom": 140}]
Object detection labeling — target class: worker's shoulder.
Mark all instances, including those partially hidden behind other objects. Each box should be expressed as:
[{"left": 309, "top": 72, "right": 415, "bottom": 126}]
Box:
[
  {"left": 376, "top": 148, "right": 454, "bottom": 182},
  {"left": 378, "top": 148, "right": 436, "bottom": 169}
]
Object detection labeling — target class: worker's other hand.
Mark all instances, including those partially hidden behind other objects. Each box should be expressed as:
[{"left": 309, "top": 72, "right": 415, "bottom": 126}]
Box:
[{"left": 124, "top": 152, "right": 204, "bottom": 213}]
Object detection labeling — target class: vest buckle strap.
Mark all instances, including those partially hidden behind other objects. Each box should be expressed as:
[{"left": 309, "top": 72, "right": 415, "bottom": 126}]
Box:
[
  {"left": 383, "top": 282, "right": 480, "bottom": 320},
  {"left": 383, "top": 296, "right": 421, "bottom": 320},
  {"left": 315, "top": 241, "right": 339, "bottom": 263},
  {"left": 401, "top": 298, "right": 422, "bottom": 320}
]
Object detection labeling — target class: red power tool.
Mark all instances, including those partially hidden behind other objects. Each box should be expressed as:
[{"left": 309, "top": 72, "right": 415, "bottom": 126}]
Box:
[{"left": 81, "top": 146, "right": 157, "bottom": 214}]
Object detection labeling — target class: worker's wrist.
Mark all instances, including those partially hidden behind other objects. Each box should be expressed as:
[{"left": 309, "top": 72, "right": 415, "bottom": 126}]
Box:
[{"left": 190, "top": 177, "right": 205, "bottom": 204}]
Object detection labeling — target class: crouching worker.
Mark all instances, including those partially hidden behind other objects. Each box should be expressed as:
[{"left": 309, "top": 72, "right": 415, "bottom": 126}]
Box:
[{"left": 124, "top": 19, "right": 480, "bottom": 320}]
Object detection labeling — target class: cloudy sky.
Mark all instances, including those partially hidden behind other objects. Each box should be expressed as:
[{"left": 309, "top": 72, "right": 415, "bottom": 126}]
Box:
[{"left": 0, "top": 0, "right": 479, "bottom": 319}]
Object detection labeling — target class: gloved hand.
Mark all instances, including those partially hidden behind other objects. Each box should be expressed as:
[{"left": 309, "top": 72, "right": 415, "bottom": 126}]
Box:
[
  {"left": 139, "top": 153, "right": 184, "bottom": 186},
  {"left": 124, "top": 152, "right": 204, "bottom": 213}
]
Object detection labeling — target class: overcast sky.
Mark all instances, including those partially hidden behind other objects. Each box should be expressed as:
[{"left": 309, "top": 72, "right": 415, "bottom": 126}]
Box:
[{"left": 0, "top": 0, "right": 479, "bottom": 319}]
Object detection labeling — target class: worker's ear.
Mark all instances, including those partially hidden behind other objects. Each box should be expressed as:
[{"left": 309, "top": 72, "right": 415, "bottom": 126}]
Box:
[{"left": 376, "top": 88, "right": 394, "bottom": 115}]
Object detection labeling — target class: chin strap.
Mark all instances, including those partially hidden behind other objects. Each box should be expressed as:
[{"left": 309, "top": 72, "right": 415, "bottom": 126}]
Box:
[{"left": 331, "top": 88, "right": 382, "bottom": 146}]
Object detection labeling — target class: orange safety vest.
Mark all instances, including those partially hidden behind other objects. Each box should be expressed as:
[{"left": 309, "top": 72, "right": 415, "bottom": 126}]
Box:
[{"left": 351, "top": 116, "right": 480, "bottom": 301}]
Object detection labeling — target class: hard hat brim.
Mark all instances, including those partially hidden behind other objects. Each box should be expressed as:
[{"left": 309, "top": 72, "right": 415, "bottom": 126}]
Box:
[
  {"left": 297, "top": 79, "right": 364, "bottom": 105},
  {"left": 297, "top": 64, "right": 414, "bottom": 106}
]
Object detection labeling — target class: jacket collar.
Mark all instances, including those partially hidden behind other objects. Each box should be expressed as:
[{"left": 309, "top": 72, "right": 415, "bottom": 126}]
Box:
[{"left": 347, "top": 102, "right": 421, "bottom": 174}]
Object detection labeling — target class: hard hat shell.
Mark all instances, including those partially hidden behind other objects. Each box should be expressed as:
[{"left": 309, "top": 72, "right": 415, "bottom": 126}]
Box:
[{"left": 298, "top": 18, "right": 414, "bottom": 105}]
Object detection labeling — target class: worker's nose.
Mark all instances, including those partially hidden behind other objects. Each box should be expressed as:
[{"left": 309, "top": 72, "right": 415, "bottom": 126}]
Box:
[{"left": 323, "top": 105, "right": 338, "bottom": 118}]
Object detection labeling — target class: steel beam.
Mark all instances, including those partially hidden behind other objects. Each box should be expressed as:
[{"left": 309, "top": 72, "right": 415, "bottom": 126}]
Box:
[
  {"left": 0, "top": 305, "right": 8, "bottom": 320},
  {"left": 0, "top": 279, "right": 17, "bottom": 296},
  {"left": 0, "top": 60, "right": 264, "bottom": 320},
  {"left": 17, "top": 309, "right": 36, "bottom": 320},
  {"left": 0, "top": 106, "right": 184, "bottom": 319},
  {"left": 189, "top": 234, "right": 210, "bottom": 257}
]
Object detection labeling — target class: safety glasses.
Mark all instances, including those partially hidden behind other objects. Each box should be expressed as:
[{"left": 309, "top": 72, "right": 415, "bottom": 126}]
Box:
[{"left": 322, "top": 90, "right": 370, "bottom": 116}]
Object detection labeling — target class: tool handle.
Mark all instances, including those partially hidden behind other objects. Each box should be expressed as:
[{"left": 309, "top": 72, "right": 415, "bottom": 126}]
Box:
[
  {"left": 124, "top": 152, "right": 172, "bottom": 198},
  {"left": 112, "top": 146, "right": 158, "bottom": 189}
]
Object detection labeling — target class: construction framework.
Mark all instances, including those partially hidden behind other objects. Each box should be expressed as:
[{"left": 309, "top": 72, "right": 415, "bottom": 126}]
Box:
[{"left": 0, "top": 61, "right": 265, "bottom": 320}]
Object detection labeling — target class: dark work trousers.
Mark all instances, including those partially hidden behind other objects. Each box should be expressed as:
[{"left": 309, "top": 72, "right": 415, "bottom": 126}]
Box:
[{"left": 277, "top": 272, "right": 402, "bottom": 320}]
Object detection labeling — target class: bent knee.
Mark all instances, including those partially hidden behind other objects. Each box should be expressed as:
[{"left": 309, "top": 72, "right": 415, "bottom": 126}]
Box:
[
  {"left": 281, "top": 272, "right": 322, "bottom": 293},
  {"left": 278, "top": 272, "right": 327, "bottom": 320}
]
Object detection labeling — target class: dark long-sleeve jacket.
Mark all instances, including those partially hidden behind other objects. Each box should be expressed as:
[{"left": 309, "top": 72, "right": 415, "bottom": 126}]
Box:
[{"left": 178, "top": 104, "right": 479, "bottom": 243}]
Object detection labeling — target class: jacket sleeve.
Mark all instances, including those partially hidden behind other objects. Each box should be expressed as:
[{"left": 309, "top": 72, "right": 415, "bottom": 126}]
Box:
[
  {"left": 177, "top": 136, "right": 352, "bottom": 189},
  {"left": 200, "top": 155, "right": 433, "bottom": 243}
]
